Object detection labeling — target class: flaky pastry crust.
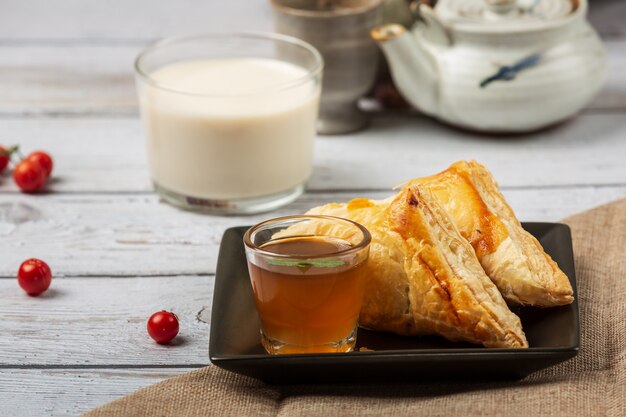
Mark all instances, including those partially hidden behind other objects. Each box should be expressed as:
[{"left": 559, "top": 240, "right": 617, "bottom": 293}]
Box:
[
  {"left": 413, "top": 161, "right": 573, "bottom": 307},
  {"left": 306, "top": 186, "right": 528, "bottom": 348}
]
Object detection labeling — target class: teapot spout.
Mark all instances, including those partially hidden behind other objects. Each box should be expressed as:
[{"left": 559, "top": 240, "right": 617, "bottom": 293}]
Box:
[{"left": 371, "top": 24, "right": 439, "bottom": 116}]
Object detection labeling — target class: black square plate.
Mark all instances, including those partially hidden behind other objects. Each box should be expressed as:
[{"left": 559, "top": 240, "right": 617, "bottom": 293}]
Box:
[{"left": 209, "top": 223, "right": 579, "bottom": 383}]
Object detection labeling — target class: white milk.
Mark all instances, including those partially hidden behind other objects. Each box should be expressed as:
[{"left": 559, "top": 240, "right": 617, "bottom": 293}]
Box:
[{"left": 137, "top": 58, "right": 320, "bottom": 200}]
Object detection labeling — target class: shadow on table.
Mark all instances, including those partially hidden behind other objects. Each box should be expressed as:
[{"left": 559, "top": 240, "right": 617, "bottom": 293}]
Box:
[{"left": 359, "top": 110, "right": 624, "bottom": 144}]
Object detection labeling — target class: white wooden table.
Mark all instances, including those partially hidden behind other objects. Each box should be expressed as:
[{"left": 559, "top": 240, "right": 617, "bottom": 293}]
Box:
[{"left": 0, "top": 1, "right": 625, "bottom": 415}]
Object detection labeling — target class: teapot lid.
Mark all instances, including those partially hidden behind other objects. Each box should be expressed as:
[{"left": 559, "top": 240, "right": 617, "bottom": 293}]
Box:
[{"left": 435, "top": 0, "right": 581, "bottom": 32}]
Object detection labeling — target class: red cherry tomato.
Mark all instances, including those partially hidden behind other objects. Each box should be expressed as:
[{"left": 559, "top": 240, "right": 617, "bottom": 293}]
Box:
[
  {"left": 147, "top": 311, "right": 179, "bottom": 344},
  {"left": 18, "top": 258, "right": 52, "bottom": 296},
  {"left": 27, "top": 151, "right": 53, "bottom": 178},
  {"left": 13, "top": 160, "right": 46, "bottom": 192},
  {"left": 0, "top": 146, "right": 9, "bottom": 173}
]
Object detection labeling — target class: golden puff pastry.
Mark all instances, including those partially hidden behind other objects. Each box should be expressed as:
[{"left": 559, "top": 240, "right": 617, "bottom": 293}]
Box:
[
  {"left": 306, "top": 186, "right": 528, "bottom": 349},
  {"left": 413, "top": 161, "right": 573, "bottom": 307}
]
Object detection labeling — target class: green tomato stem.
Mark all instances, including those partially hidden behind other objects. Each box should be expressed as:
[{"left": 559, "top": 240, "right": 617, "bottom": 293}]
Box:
[{"left": 0, "top": 145, "right": 21, "bottom": 162}]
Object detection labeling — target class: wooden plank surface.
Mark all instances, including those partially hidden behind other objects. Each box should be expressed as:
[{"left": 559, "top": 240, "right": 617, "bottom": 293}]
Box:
[
  {"left": 0, "top": 368, "right": 196, "bottom": 417},
  {"left": 1, "top": 1, "right": 625, "bottom": 416},
  {"left": 0, "top": 40, "right": 624, "bottom": 115},
  {"left": 0, "top": 46, "right": 139, "bottom": 115},
  {"left": 0, "top": 0, "right": 622, "bottom": 42},
  {"left": 0, "top": 1, "right": 272, "bottom": 42},
  {"left": 589, "top": 39, "right": 626, "bottom": 110},
  {"left": 0, "top": 187, "right": 624, "bottom": 277},
  {"left": 0, "top": 276, "right": 211, "bottom": 366},
  {"left": 0, "top": 114, "right": 625, "bottom": 195}
]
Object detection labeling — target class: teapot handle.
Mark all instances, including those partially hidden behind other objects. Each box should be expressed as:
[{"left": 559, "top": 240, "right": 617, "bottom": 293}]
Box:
[{"left": 412, "top": 3, "right": 452, "bottom": 47}]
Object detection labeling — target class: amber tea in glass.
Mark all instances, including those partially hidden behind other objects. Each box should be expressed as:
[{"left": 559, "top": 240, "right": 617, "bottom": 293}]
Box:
[{"left": 244, "top": 215, "right": 371, "bottom": 354}]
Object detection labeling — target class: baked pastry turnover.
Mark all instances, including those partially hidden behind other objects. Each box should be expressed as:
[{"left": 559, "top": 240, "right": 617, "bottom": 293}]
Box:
[
  {"left": 412, "top": 161, "right": 574, "bottom": 307},
  {"left": 305, "top": 185, "right": 528, "bottom": 349}
]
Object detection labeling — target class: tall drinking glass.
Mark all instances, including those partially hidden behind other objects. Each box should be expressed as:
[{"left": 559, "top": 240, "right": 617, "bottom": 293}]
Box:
[{"left": 135, "top": 33, "right": 323, "bottom": 214}]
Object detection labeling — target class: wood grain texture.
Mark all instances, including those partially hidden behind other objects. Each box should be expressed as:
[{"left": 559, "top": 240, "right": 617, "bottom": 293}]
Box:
[
  {"left": 589, "top": 39, "right": 626, "bottom": 110},
  {"left": 0, "top": 114, "right": 625, "bottom": 195},
  {"left": 0, "top": 40, "right": 624, "bottom": 115},
  {"left": 0, "top": 276, "right": 211, "bottom": 366},
  {"left": 0, "top": 368, "right": 197, "bottom": 417},
  {"left": 0, "top": 0, "right": 272, "bottom": 42},
  {"left": 0, "top": 46, "right": 140, "bottom": 115},
  {"left": 1, "top": 2, "right": 624, "bottom": 415},
  {"left": 0, "top": 0, "right": 621, "bottom": 42},
  {"left": 0, "top": 187, "right": 624, "bottom": 277}
]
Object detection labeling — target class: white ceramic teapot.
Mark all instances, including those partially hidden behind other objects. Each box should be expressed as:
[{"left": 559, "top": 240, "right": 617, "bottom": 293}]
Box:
[{"left": 371, "top": 0, "right": 607, "bottom": 132}]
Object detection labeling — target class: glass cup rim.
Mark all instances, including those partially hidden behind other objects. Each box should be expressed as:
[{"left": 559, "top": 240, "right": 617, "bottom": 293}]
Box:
[
  {"left": 134, "top": 32, "right": 324, "bottom": 98},
  {"left": 243, "top": 215, "right": 372, "bottom": 259}
]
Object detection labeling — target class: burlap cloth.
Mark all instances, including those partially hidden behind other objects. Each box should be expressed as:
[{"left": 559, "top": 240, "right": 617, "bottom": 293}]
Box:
[{"left": 83, "top": 199, "right": 626, "bottom": 417}]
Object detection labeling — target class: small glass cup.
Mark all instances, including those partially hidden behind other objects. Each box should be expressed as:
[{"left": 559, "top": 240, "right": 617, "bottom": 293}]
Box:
[
  {"left": 134, "top": 33, "right": 322, "bottom": 214},
  {"left": 243, "top": 215, "right": 371, "bottom": 354}
]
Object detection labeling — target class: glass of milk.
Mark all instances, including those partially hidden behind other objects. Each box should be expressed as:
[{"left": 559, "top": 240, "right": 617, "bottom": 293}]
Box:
[{"left": 134, "top": 33, "right": 322, "bottom": 214}]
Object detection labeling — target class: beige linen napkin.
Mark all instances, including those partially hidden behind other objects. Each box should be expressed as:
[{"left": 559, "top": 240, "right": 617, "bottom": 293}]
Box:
[{"left": 83, "top": 198, "right": 626, "bottom": 417}]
